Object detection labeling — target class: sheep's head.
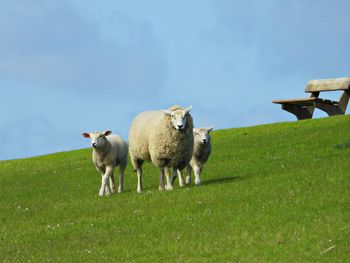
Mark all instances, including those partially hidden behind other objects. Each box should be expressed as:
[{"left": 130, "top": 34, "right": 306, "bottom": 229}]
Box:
[
  {"left": 193, "top": 127, "right": 214, "bottom": 144},
  {"left": 82, "top": 131, "right": 111, "bottom": 149},
  {"left": 162, "top": 106, "right": 192, "bottom": 130}
]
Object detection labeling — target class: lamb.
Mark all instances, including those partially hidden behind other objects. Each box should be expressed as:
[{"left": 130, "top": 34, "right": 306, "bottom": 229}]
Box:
[
  {"left": 128, "top": 105, "right": 194, "bottom": 193},
  {"left": 82, "top": 131, "right": 128, "bottom": 196},
  {"left": 175, "top": 127, "right": 213, "bottom": 186}
]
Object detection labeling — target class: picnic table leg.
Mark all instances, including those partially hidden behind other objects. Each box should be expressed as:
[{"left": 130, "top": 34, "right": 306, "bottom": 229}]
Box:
[
  {"left": 315, "top": 90, "right": 349, "bottom": 116},
  {"left": 282, "top": 104, "right": 314, "bottom": 120},
  {"left": 339, "top": 90, "right": 350, "bottom": 113},
  {"left": 315, "top": 102, "right": 344, "bottom": 116}
]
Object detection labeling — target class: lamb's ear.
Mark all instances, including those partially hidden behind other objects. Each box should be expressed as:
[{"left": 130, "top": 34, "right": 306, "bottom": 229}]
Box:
[
  {"left": 161, "top": 110, "right": 172, "bottom": 116},
  {"left": 207, "top": 126, "right": 214, "bottom": 133},
  {"left": 185, "top": 106, "right": 192, "bottom": 113},
  {"left": 82, "top": 133, "right": 90, "bottom": 138},
  {"left": 104, "top": 130, "right": 112, "bottom": 136}
]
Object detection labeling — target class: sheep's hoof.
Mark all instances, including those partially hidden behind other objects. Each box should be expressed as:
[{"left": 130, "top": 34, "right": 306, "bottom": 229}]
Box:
[
  {"left": 110, "top": 186, "right": 116, "bottom": 193},
  {"left": 185, "top": 176, "right": 191, "bottom": 185},
  {"left": 165, "top": 184, "right": 173, "bottom": 191},
  {"left": 137, "top": 188, "right": 142, "bottom": 193},
  {"left": 118, "top": 187, "right": 123, "bottom": 193},
  {"left": 195, "top": 180, "right": 201, "bottom": 186},
  {"left": 179, "top": 182, "right": 185, "bottom": 188},
  {"left": 158, "top": 185, "right": 165, "bottom": 191}
]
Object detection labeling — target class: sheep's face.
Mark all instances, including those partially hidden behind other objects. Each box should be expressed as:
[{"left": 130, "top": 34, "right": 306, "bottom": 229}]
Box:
[
  {"left": 82, "top": 131, "right": 112, "bottom": 149},
  {"left": 193, "top": 127, "right": 213, "bottom": 144},
  {"left": 170, "top": 110, "right": 188, "bottom": 130},
  {"left": 162, "top": 106, "right": 192, "bottom": 130}
]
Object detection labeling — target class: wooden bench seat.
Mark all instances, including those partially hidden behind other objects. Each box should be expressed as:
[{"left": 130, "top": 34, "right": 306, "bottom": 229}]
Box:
[
  {"left": 273, "top": 97, "right": 339, "bottom": 106},
  {"left": 273, "top": 77, "right": 350, "bottom": 120}
]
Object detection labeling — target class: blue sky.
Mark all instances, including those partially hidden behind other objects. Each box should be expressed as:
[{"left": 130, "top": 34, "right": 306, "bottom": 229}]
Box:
[{"left": 1, "top": 0, "right": 350, "bottom": 160}]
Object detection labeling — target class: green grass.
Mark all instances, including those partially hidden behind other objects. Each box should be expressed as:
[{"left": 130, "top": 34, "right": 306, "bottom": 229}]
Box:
[{"left": 1, "top": 115, "right": 350, "bottom": 262}]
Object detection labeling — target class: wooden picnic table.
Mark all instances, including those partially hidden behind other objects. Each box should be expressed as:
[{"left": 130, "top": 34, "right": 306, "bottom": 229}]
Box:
[{"left": 273, "top": 77, "right": 350, "bottom": 120}]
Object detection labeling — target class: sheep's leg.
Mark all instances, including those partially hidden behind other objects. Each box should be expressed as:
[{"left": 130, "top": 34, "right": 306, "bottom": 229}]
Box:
[
  {"left": 136, "top": 166, "right": 143, "bottom": 193},
  {"left": 99, "top": 167, "right": 113, "bottom": 196},
  {"left": 176, "top": 168, "right": 185, "bottom": 187},
  {"left": 185, "top": 165, "right": 192, "bottom": 185},
  {"left": 96, "top": 166, "right": 105, "bottom": 175},
  {"left": 193, "top": 164, "right": 201, "bottom": 185},
  {"left": 104, "top": 167, "right": 113, "bottom": 195},
  {"left": 171, "top": 170, "right": 177, "bottom": 185},
  {"left": 109, "top": 172, "right": 116, "bottom": 193},
  {"left": 96, "top": 166, "right": 106, "bottom": 195},
  {"left": 164, "top": 167, "right": 173, "bottom": 191},
  {"left": 158, "top": 168, "right": 165, "bottom": 191},
  {"left": 118, "top": 162, "right": 126, "bottom": 193},
  {"left": 104, "top": 184, "right": 111, "bottom": 195}
]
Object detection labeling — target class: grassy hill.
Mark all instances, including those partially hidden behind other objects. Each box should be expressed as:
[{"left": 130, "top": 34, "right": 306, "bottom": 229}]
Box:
[{"left": 1, "top": 115, "right": 349, "bottom": 262}]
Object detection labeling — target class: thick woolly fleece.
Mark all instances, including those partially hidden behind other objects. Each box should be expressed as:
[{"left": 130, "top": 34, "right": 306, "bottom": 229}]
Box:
[{"left": 128, "top": 106, "right": 194, "bottom": 170}]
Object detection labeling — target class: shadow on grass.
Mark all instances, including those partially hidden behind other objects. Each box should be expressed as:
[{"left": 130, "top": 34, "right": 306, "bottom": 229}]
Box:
[
  {"left": 335, "top": 140, "right": 350, "bottom": 149},
  {"left": 201, "top": 175, "right": 244, "bottom": 186}
]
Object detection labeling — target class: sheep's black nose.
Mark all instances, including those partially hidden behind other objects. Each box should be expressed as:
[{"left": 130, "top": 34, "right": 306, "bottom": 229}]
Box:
[
  {"left": 202, "top": 139, "right": 207, "bottom": 144},
  {"left": 92, "top": 143, "right": 97, "bottom": 147},
  {"left": 177, "top": 124, "right": 183, "bottom": 129}
]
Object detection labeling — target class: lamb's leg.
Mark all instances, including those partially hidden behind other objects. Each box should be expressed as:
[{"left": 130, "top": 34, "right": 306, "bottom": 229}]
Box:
[
  {"left": 96, "top": 166, "right": 106, "bottom": 195},
  {"left": 164, "top": 167, "right": 173, "bottom": 190},
  {"left": 176, "top": 168, "right": 185, "bottom": 187},
  {"left": 104, "top": 168, "right": 112, "bottom": 195},
  {"left": 104, "top": 184, "right": 111, "bottom": 195},
  {"left": 185, "top": 165, "right": 192, "bottom": 185},
  {"left": 118, "top": 162, "right": 126, "bottom": 193},
  {"left": 193, "top": 164, "right": 201, "bottom": 186},
  {"left": 99, "top": 166, "right": 113, "bottom": 196},
  {"left": 159, "top": 168, "right": 165, "bottom": 191},
  {"left": 109, "top": 171, "right": 116, "bottom": 193}
]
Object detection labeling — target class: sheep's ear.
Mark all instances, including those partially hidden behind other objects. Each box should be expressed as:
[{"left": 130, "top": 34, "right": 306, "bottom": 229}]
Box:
[
  {"left": 185, "top": 106, "right": 192, "bottom": 113},
  {"left": 161, "top": 110, "right": 172, "bottom": 116},
  {"left": 104, "top": 131, "right": 112, "bottom": 136},
  {"left": 82, "top": 133, "right": 90, "bottom": 138},
  {"left": 207, "top": 126, "right": 214, "bottom": 132}
]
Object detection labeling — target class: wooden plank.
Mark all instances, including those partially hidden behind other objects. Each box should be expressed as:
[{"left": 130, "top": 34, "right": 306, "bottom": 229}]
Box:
[
  {"left": 305, "top": 77, "right": 350, "bottom": 92},
  {"left": 272, "top": 97, "right": 317, "bottom": 104},
  {"left": 273, "top": 97, "right": 339, "bottom": 106}
]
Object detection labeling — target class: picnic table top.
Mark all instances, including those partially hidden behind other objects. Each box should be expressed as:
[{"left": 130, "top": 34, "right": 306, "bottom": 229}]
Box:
[{"left": 273, "top": 97, "right": 339, "bottom": 106}]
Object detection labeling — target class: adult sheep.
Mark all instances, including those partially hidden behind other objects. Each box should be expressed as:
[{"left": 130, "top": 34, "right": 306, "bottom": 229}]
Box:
[
  {"left": 82, "top": 131, "right": 128, "bottom": 196},
  {"left": 128, "top": 105, "right": 194, "bottom": 193}
]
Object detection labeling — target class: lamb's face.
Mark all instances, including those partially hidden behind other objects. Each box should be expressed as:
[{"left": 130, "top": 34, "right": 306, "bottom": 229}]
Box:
[
  {"left": 90, "top": 132, "right": 107, "bottom": 148},
  {"left": 193, "top": 127, "right": 214, "bottom": 144},
  {"left": 82, "top": 131, "right": 112, "bottom": 149},
  {"left": 162, "top": 106, "right": 192, "bottom": 130}
]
